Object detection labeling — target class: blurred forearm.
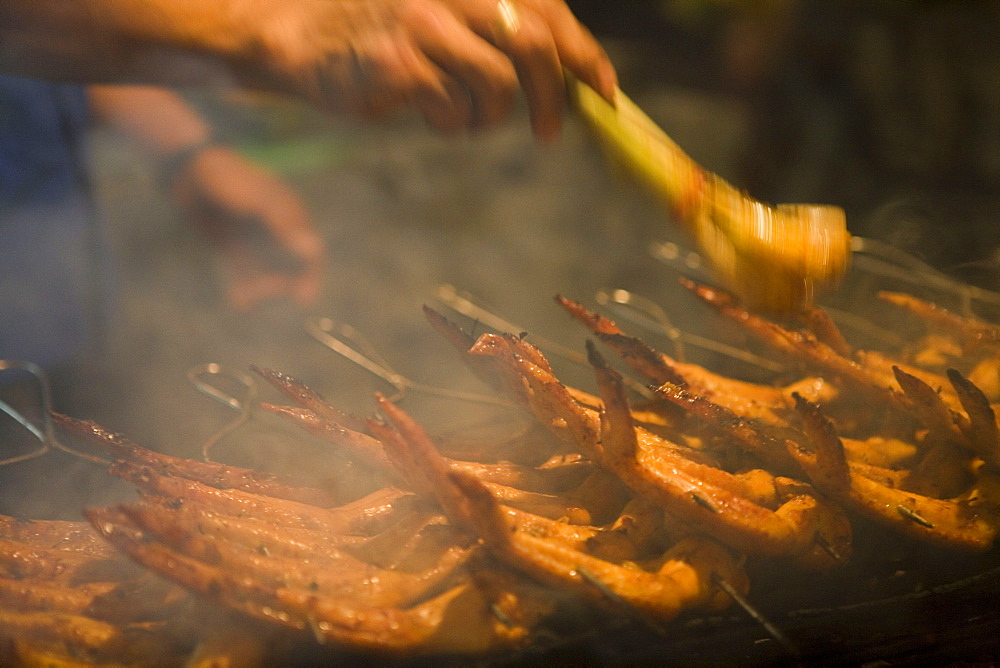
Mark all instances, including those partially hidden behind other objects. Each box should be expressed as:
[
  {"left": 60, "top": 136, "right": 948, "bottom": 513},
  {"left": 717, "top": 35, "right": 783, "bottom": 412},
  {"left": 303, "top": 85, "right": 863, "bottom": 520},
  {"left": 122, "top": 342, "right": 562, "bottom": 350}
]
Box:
[
  {"left": 0, "top": 0, "right": 258, "bottom": 86},
  {"left": 88, "top": 86, "right": 212, "bottom": 158},
  {"left": 3, "top": 0, "right": 619, "bottom": 139}
]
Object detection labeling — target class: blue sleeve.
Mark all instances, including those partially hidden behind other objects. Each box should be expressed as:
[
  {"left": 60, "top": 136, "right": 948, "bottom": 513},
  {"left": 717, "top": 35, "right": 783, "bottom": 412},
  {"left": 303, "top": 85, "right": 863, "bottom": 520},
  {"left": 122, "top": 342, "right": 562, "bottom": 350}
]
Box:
[{"left": 0, "top": 76, "right": 113, "bottom": 369}]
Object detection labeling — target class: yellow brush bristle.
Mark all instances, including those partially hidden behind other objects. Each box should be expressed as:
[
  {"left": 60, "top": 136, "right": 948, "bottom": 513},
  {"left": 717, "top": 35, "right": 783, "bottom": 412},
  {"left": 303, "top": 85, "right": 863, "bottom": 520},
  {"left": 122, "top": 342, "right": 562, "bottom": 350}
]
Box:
[{"left": 569, "top": 75, "right": 851, "bottom": 313}]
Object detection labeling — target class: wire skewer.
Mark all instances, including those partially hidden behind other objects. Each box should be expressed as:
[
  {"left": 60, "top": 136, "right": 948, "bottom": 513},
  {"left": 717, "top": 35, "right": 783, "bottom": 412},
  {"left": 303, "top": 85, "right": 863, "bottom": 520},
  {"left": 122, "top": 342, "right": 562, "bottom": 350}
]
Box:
[
  {"left": 436, "top": 284, "right": 589, "bottom": 365},
  {"left": 0, "top": 360, "right": 53, "bottom": 467},
  {"left": 576, "top": 567, "right": 669, "bottom": 638},
  {"left": 712, "top": 572, "right": 800, "bottom": 659},
  {"left": 0, "top": 360, "right": 108, "bottom": 467},
  {"left": 305, "top": 315, "right": 516, "bottom": 407},
  {"left": 435, "top": 284, "right": 655, "bottom": 399},
  {"left": 595, "top": 288, "right": 785, "bottom": 373},
  {"left": 186, "top": 363, "right": 259, "bottom": 462}
]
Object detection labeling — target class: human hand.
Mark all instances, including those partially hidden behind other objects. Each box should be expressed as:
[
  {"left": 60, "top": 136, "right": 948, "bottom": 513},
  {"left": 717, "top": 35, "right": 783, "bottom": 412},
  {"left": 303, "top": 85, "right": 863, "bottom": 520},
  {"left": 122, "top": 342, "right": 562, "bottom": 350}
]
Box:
[
  {"left": 171, "top": 145, "right": 325, "bottom": 311},
  {"left": 244, "top": 0, "right": 617, "bottom": 141}
]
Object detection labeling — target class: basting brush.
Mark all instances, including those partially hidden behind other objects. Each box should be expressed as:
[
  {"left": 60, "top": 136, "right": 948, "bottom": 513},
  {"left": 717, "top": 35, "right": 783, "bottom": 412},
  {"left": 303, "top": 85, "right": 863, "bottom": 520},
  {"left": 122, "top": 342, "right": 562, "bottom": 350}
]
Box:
[{"left": 568, "top": 75, "right": 851, "bottom": 313}]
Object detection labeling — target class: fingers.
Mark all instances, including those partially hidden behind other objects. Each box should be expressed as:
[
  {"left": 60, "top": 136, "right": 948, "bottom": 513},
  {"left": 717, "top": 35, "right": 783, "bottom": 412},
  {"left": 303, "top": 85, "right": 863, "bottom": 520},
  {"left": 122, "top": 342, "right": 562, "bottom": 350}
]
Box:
[
  {"left": 405, "top": 2, "right": 519, "bottom": 131},
  {"left": 347, "top": 32, "right": 477, "bottom": 134},
  {"left": 179, "top": 147, "right": 326, "bottom": 310},
  {"left": 295, "top": 0, "right": 616, "bottom": 138},
  {"left": 414, "top": 74, "right": 475, "bottom": 135},
  {"left": 431, "top": 0, "right": 617, "bottom": 140},
  {"left": 221, "top": 231, "right": 324, "bottom": 311},
  {"left": 489, "top": 1, "right": 565, "bottom": 141},
  {"left": 259, "top": 194, "right": 325, "bottom": 308},
  {"left": 221, "top": 227, "right": 324, "bottom": 311},
  {"left": 515, "top": 0, "right": 618, "bottom": 102},
  {"left": 233, "top": 181, "right": 325, "bottom": 309},
  {"left": 224, "top": 265, "right": 294, "bottom": 312}
]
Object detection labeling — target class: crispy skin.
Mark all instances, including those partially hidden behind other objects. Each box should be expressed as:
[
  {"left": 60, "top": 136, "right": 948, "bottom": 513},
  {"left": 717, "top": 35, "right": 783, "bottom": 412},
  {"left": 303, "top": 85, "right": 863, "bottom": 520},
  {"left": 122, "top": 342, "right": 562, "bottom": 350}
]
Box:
[
  {"left": 468, "top": 334, "right": 601, "bottom": 457},
  {"left": 476, "top": 481, "right": 592, "bottom": 524},
  {"left": 891, "top": 366, "right": 999, "bottom": 489},
  {"left": 372, "top": 394, "right": 595, "bottom": 525},
  {"left": 592, "top": 344, "right": 840, "bottom": 561},
  {"left": 422, "top": 305, "right": 504, "bottom": 391},
  {"left": 0, "top": 538, "right": 111, "bottom": 582},
  {"left": 372, "top": 395, "right": 643, "bottom": 560},
  {"left": 265, "top": 402, "right": 587, "bottom": 495},
  {"left": 556, "top": 295, "right": 839, "bottom": 427},
  {"left": 796, "top": 306, "right": 853, "bottom": 358},
  {"left": 682, "top": 278, "right": 914, "bottom": 417},
  {"left": 650, "top": 380, "right": 801, "bottom": 475},
  {"left": 367, "top": 401, "right": 474, "bottom": 528},
  {"left": 595, "top": 330, "right": 801, "bottom": 424},
  {"left": 374, "top": 392, "right": 739, "bottom": 619},
  {"left": 879, "top": 291, "right": 1000, "bottom": 351},
  {"left": 0, "top": 516, "right": 115, "bottom": 559},
  {"left": 560, "top": 292, "right": 788, "bottom": 407},
  {"left": 494, "top": 339, "right": 789, "bottom": 507},
  {"left": 0, "top": 578, "right": 115, "bottom": 615},
  {"left": 0, "top": 609, "right": 178, "bottom": 663},
  {"left": 791, "top": 395, "right": 1000, "bottom": 552},
  {"left": 127, "top": 495, "right": 367, "bottom": 559},
  {"left": 0, "top": 512, "right": 198, "bottom": 662},
  {"left": 259, "top": 404, "right": 401, "bottom": 477},
  {"left": 84, "top": 507, "right": 525, "bottom": 655},
  {"left": 891, "top": 366, "right": 967, "bottom": 445},
  {"left": 447, "top": 470, "right": 748, "bottom": 620},
  {"left": 12, "top": 285, "right": 992, "bottom": 657},
  {"left": 109, "top": 461, "right": 417, "bottom": 535},
  {"left": 0, "top": 573, "right": 188, "bottom": 626},
  {"left": 858, "top": 351, "right": 960, "bottom": 409},
  {"left": 948, "top": 368, "right": 1000, "bottom": 467},
  {"left": 52, "top": 412, "right": 340, "bottom": 507},
  {"left": 501, "top": 504, "right": 640, "bottom": 562},
  {"left": 252, "top": 365, "right": 370, "bottom": 434},
  {"left": 119, "top": 500, "right": 471, "bottom": 610}
]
